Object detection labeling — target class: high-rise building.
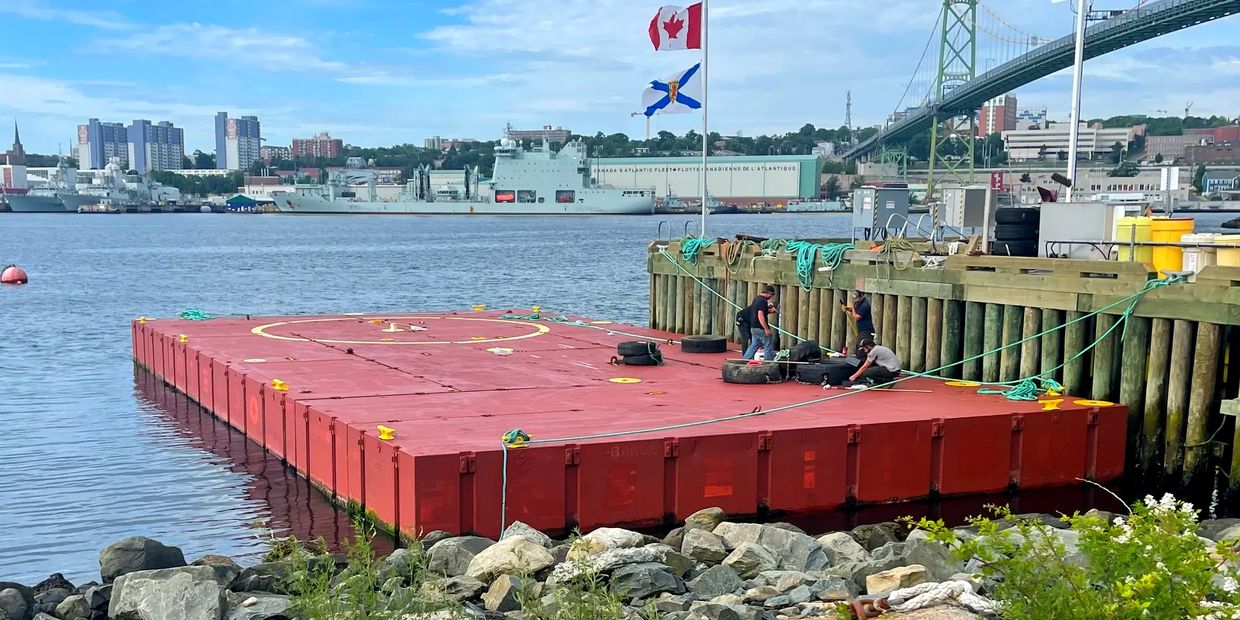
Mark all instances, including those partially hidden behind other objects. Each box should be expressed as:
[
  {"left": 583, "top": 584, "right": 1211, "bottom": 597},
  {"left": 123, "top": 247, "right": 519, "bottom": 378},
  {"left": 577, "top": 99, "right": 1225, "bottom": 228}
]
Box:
[
  {"left": 215, "top": 112, "right": 261, "bottom": 171},
  {"left": 77, "top": 118, "right": 128, "bottom": 170},
  {"left": 260, "top": 145, "right": 290, "bottom": 163},
  {"left": 291, "top": 131, "right": 344, "bottom": 160},
  {"left": 978, "top": 95, "right": 1018, "bottom": 136},
  {"left": 127, "top": 120, "right": 184, "bottom": 173}
]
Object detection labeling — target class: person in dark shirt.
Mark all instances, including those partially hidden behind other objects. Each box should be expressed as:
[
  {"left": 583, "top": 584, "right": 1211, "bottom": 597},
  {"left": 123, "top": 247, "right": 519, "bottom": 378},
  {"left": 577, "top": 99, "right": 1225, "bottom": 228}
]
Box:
[
  {"left": 842, "top": 290, "right": 876, "bottom": 352},
  {"left": 741, "top": 285, "right": 777, "bottom": 360}
]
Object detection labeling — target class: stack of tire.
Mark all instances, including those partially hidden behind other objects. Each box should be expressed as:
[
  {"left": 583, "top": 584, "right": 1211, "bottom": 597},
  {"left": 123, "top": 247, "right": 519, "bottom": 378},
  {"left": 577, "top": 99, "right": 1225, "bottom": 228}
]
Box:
[
  {"left": 992, "top": 208, "right": 1040, "bottom": 257},
  {"left": 614, "top": 341, "right": 664, "bottom": 366},
  {"left": 680, "top": 335, "right": 727, "bottom": 354}
]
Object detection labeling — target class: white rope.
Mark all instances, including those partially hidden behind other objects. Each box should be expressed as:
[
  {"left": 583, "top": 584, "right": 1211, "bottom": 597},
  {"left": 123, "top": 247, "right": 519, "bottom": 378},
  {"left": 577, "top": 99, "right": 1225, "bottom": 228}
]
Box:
[{"left": 887, "top": 580, "right": 1004, "bottom": 616}]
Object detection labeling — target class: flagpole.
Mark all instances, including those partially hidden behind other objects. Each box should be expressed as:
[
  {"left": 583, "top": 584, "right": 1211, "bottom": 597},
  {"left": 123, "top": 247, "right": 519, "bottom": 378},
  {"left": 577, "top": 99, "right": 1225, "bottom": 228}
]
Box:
[{"left": 699, "top": 0, "right": 708, "bottom": 238}]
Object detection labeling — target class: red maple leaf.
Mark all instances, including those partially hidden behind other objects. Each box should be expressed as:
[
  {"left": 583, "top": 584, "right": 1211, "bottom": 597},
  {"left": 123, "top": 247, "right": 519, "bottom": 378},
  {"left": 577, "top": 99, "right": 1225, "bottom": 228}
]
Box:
[{"left": 662, "top": 13, "right": 685, "bottom": 40}]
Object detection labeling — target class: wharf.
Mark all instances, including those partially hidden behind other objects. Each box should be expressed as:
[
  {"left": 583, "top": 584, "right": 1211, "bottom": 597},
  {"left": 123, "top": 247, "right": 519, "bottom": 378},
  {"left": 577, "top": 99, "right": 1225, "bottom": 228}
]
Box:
[{"left": 132, "top": 310, "right": 1125, "bottom": 539}]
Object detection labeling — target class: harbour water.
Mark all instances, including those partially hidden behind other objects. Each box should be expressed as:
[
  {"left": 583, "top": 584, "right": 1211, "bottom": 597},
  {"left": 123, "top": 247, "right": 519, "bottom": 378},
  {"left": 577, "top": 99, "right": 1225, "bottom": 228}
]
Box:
[{"left": 0, "top": 211, "right": 1232, "bottom": 584}]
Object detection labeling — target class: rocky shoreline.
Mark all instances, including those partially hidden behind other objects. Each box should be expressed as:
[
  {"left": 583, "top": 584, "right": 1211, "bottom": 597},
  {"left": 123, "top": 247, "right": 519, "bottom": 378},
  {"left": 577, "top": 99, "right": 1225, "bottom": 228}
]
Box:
[{"left": 5, "top": 507, "right": 1240, "bottom": 620}]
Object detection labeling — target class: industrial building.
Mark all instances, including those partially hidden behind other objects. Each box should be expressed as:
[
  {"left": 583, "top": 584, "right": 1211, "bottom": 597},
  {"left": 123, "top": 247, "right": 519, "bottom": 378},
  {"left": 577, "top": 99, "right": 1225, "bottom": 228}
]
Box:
[
  {"left": 127, "top": 120, "right": 184, "bottom": 173},
  {"left": 77, "top": 118, "right": 128, "bottom": 170},
  {"left": 593, "top": 154, "right": 823, "bottom": 204},
  {"left": 260, "top": 145, "right": 290, "bottom": 163},
  {"left": 215, "top": 112, "right": 261, "bottom": 171},
  {"left": 1015, "top": 107, "right": 1047, "bottom": 129},
  {"left": 1002, "top": 123, "right": 1137, "bottom": 162},
  {"left": 292, "top": 132, "right": 343, "bottom": 160}
]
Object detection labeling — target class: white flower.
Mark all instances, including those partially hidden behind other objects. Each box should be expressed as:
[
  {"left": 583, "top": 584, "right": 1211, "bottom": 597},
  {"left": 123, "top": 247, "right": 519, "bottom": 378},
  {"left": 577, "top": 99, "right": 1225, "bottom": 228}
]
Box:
[{"left": 1221, "top": 575, "right": 1239, "bottom": 594}]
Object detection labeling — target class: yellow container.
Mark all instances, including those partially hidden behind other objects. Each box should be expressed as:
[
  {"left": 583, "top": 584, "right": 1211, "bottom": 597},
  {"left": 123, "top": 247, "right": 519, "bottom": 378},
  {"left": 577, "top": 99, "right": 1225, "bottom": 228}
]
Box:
[
  {"left": 1115, "top": 217, "right": 1153, "bottom": 263},
  {"left": 1149, "top": 218, "right": 1194, "bottom": 278},
  {"left": 1215, "top": 234, "right": 1240, "bottom": 268}
]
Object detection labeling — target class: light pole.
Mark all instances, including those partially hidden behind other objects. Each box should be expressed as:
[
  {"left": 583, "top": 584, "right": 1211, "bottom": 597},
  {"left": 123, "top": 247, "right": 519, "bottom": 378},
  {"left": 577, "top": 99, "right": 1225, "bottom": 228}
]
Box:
[{"left": 1064, "top": 0, "right": 1089, "bottom": 201}]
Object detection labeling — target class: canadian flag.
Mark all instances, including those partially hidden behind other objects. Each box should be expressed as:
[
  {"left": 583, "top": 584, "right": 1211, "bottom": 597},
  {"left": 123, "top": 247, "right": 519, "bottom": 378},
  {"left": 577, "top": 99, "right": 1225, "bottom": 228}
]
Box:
[{"left": 648, "top": 3, "right": 702, "bottom": 51}]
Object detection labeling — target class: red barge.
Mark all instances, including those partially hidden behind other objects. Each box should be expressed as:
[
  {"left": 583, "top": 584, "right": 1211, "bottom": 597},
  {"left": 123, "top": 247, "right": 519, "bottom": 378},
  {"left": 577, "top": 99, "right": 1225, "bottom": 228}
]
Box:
[{"left": 131, "top": 310, "right": 1126, "bottom": 539}]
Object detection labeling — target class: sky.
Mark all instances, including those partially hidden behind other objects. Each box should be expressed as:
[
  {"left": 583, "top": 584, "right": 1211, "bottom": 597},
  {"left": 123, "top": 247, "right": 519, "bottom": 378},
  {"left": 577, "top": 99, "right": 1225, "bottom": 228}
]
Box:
[{"left": 0, "top": 0, "right": 1237, "bottom": 154}]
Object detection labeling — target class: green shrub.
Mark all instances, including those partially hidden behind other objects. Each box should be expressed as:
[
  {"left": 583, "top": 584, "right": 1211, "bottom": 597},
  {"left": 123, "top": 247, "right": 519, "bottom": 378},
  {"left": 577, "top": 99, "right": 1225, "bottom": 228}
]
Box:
[
  {"left": 516, "top": 558, "right": 627, "bottom": 620},
  {"left": 910, "top": 494, "right": 1240, "bottom": 620}
]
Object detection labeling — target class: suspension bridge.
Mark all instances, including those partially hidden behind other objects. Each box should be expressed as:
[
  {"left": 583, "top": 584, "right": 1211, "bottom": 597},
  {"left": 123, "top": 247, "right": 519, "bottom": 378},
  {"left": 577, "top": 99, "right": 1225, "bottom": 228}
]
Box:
[{"left": 841, "top": 0, "right": 1240, "bottom": 195}]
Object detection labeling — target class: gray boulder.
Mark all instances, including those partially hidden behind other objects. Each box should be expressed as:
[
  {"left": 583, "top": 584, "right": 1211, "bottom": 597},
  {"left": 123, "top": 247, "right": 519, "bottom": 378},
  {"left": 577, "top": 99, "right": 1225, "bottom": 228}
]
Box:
[
  {"left": 1214, "top": 524, "right": 1240, "bottom": 543},
  {"left": 422, "top": 531, "right": 453, "bottom": 549},
  {"left": 754, "top": 570, "right": 815, "bottom": 593},
  {"left": 609, "top": 563, "right": 684, "bottom": 600},
  {"left": 32, "top": 574, "right": 74, "bottom": 596},
  {"left": 685, "top": 508, "right": 727, "bottom": 532},
  {"left": 428, "top": 537, "right": 495, "bottom": 577},
  {"left": 223, "top": 592, "right": 291, "bottom": 620},
  {"left": 380, "top": 547, "right": 424, "bottom": 583},
  {"left": 662, "top": 550, "right": 694, "bottom": 578},
  {"left": 82, "top": 584, "right": 111, "bottom": 611},
  {"left": 466, "top": 536, "right": 555, "bottom": 583},
  {"left": 817, "top": 532, "right": 871, "bottom": 566},
  {"left": 438, "top": 575, "right": 486, "bottom": 602},
  {"left": 501, "top": 521, "right": 553, "bottom": 548},
  {"left": 191, "top": 556, "right": 242, "bottom": 588},
  {"left": 230, "top": 563, "right": 289, "bottom": 594},
  {"left": 686, "top": 565, "right": 743, "bottom": 598},
  {"left": 742, "top": 586, "right": 779, "bottom": 604},
  {"left": 663, "top": 527, "right": 687, "bottom": 551},
  {"left": 870, "top": 539, "right": 962, "bottom": 582},
  {"left": 763, "top": 584, "right": 812, "bottom": 609},
  {"left": 653, "top": 593, "right": 698, "bottom": 613},
  {"left": 850, "top": 522, "right": 902, "bottom": 551},
  {"left": 55, "top": 594, "right": 91, "bottom": 620},
  {"left": 810, "top": 575, "right": 855, "bottom": 601},
  {"left": 687, "top": 600, "right": 761, "bottom": 620},
  {"left": 32, "top": 614, "right": 58, "bottom": 620},
  {"left": 99, "top": 537, "right": 187, "bottom": 583},
  {"left": 682, "top": 529, "right": 728, "bottom": 565},
  {"left": 713, "top": 523, "right": 826, "bottom": 572},
  {"left": 721, "top": 543, "right": 777, "bottom": 579},
  {"left": 482, "top": 575, "right": 523, "bottom": 612},
  {"left": 33, "top": 587, "right": 71, "bottom": 615},
  {"left": 0, "top": 588, "right": 28, "bottom": 620},
  {"left": 1199, "top": 518, "right": 1240, "bottom": 541},
  {"left": 108, "top": 565, "right": 230, "bottom": 620}
]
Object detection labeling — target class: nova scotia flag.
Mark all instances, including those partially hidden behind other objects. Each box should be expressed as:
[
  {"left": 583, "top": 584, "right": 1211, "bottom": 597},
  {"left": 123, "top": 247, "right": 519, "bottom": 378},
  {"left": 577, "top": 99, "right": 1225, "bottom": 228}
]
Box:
[{"left": 641, "top": 63, "right": 702, "bottom": 117}]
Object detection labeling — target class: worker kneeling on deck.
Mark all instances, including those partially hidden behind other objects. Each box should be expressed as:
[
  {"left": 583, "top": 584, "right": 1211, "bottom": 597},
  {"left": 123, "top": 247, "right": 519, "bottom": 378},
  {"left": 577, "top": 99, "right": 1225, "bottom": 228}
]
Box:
[{"left": 847, "top": 338, "right": 901, "bottom": 387}]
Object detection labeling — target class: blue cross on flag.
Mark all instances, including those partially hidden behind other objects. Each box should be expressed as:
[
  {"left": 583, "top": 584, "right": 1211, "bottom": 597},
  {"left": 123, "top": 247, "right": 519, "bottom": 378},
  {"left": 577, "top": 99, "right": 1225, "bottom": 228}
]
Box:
[{"left": 642, "top": 63, "right": 702, "bottom": 117}]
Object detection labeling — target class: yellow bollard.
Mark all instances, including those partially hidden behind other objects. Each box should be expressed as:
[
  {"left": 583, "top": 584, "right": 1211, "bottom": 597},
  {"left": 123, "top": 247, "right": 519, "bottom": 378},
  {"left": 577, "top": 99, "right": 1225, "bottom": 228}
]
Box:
[
  {"left": 473, "top": 304, "right": 487, "bottom": 312},
  {"left": 271, "top": 378, "right": 289, "bottom": 392},
  {"left": 178, "top": 334, "right": 189, "bottom": 343},
  {"left": 377, "top": 425, "right": 395, "bottom": 441}
]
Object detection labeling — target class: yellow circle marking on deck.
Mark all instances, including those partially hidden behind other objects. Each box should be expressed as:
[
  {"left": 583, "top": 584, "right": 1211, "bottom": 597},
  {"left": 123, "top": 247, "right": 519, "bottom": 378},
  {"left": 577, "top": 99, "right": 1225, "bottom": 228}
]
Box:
[
  {"left": 243, "top": 358, "right": 267, "bottom": 363},
  {"left": 250, "top": 316, "right": 550, "bottom": 345},
  {"left": 609, "top": 377, "right": 642, "bottom": 384},
  {"left": 944, "top": 380, "right": 981, "bottom": 387},
  {"left": 1073, "top": 399, "right": 1115, "bottom": 407}
]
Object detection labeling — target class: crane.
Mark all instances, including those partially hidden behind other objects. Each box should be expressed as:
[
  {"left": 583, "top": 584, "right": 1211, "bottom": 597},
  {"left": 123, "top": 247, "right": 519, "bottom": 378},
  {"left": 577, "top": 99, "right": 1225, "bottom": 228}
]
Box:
[{"left": 1185, "top": 101, "right": 1195, "bottom": 119}]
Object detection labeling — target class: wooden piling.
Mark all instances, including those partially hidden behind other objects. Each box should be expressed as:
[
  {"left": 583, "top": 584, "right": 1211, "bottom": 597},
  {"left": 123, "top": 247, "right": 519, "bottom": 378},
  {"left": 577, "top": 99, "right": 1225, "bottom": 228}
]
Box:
[
  {"left": 1183, "top": 322, "right": 1221, "bottom": 488},
  {"left": 872, "top": 294, "right": 886, "bottom": 345},
  {"left": 784, "top": 286, "right": 799, "bottom": 343},
  {"left": 896, "top": 296, "right": 912, "bottom": 365},
  {"left": 1020, "top": 308, "right": 1042, "bottom": 381},
  {"left": 982, "top": 303, "right": 1002, "bottom": 383},
  {"left": 942, "top": 300, "right": 964, "bottom": 379},
  {"left": 1000, "top": 305, "right": 1022, "bottom": 383},
  {"left": 674, "top": 276, "right": 685, "bottom": 335},
  {"left": 1141, "top": 319, "right": 1172, "bottom": 474},
  {"left": 1164, "top": 320, "right": 1195, "bottom": 479},
  {"left": 1063, "top": 311, "right": 1089, "bottom": 397},
  {"left": 831, "top": 289, "right": 849, "bottom": 351},
  {"left": 910, "top": 296, "right": 928, "bottom": 372},
  {"left": 1091, "top": 314, "right": 1118, "bottom": 401},
  {"left": 962, "top": 301, "right": 984, "bottom": 381},
  {"left": 1040, "top": 309, "right": 1064, "bottom": 382},
  {"left": 883, "top": 294, "right": 899, "bottom": 350},
  {"left": 1119, "top": 316, "right": 1151, "bottom": 462},
  {"left": 925, "top": 298, "right": 943, "bottom": 372},
  {"left": 800, "top": 287, "right": 815, "bottom": 341},
  {"left": 817, "top": 288, "right": 832, "bottom": 347}
]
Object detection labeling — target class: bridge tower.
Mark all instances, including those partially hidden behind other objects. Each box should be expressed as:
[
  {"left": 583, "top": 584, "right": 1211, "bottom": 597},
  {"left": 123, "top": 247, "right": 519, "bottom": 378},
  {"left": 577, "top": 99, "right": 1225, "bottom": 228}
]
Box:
[{"left": 926, "top": 0, "right": 977, "bottom": 199}]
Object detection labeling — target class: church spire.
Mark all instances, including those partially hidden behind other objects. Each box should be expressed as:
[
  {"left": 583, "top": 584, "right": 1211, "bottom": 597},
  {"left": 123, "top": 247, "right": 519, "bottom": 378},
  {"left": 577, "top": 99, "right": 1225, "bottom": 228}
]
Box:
[
  {"left": 13, "top": 121, "right": 20, "bottom": 147},
  {"left": 6, "top": 120, "right": 26, "bottom": 166}
]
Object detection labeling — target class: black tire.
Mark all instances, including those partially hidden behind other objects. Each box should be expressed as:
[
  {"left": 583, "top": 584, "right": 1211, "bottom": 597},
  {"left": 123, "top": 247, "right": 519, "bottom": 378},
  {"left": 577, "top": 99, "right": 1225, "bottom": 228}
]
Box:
[
  {"left": 994, "top": 223, "right": 1039, "bottom": 241},
  {"left": 619, "top": 353, "right": 663, "bottom": 366},
  {"left": 617, "top": 341, "right": 659, "bottom": 357},
  {"left": 994, "top": 208, "right": 1040, "bottom": 225},
  {"left": 991, "top": 239, "right": 1038, "bottom": 257},
  {"left": 794, "top": 362, "right": 832, "bottom": 385},
  {"left": 681, "top": 335, "right": 727, "bottom": 354},
  {"left": 722, "top": 360, "right": 784, "bottom": 384}
]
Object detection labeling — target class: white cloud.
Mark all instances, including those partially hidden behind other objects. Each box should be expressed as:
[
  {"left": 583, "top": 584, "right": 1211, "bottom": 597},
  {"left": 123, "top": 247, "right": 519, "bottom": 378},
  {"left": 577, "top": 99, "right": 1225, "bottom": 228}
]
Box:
[
  {"left": 97, "top": 23, "right": 349, "bottom": 74},
  {"left": 0, "top": 0, "right": 131, "bottom": 30}
]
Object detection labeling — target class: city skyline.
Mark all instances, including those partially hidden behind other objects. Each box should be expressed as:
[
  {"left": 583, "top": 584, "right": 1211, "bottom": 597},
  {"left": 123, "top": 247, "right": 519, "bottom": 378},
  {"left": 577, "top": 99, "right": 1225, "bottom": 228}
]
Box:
[{"left": 0, "top": 0, "right": 1237, "bottom": 154}]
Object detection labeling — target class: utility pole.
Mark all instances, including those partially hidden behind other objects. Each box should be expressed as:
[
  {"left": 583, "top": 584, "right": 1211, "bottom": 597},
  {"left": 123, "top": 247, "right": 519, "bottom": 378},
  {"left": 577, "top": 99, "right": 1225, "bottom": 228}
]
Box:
[{"left": 1064, "top": 0, "right": 1087, "bottom": 202}]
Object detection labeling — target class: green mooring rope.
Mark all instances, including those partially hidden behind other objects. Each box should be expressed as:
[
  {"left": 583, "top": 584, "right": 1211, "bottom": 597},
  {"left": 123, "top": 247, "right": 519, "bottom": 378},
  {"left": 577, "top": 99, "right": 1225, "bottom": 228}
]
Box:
[
  {"left": 784, "top": 241, "right": 853, "bottom": 291},
  {"left": 680, "top": 237, "right": 715, "bottom": 263},
  {"left": 178, "top": 308, "right": 214, "bottom": 321}
]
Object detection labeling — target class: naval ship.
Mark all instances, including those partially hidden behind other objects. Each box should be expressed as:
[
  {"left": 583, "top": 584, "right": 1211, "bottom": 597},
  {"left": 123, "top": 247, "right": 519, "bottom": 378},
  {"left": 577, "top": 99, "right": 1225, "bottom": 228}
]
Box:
[{"left": 272, "top": 137, "right": 654, "bottom": 215}]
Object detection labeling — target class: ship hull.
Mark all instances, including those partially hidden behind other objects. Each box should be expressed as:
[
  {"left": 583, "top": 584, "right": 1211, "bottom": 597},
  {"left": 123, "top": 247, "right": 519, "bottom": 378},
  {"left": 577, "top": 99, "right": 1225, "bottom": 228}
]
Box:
[
  {"left": 273, "top": 193, "right": 652, "bottom": 215},
  {"left": 5, "top": 194, "right": 69, "bottom": 213}
]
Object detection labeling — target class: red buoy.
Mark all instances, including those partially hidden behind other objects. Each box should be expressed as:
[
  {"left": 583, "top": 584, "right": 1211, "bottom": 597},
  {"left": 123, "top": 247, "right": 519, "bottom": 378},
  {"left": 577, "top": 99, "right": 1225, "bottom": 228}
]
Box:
[{"left": 1, "top": 265, "right": 28, "bottom": 285}]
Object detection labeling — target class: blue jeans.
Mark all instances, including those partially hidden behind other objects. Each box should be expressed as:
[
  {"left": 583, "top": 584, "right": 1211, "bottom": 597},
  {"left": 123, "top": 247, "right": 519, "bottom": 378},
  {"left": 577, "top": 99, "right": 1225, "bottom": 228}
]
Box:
[{"left": 742, "top": 327, "right": 772, "bottom": 360}]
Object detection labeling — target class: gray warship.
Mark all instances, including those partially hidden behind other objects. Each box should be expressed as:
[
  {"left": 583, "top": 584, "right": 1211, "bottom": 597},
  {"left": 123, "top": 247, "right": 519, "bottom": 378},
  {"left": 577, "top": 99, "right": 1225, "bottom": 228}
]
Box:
[{"left": 272, "top": 137, "right": 653, "bottom": 215}]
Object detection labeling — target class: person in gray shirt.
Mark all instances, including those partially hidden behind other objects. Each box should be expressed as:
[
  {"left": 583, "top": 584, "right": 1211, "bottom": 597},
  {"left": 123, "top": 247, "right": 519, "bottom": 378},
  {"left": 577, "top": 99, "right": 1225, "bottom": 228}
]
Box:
[{"left": 849, "top": 338, "right": 901, "bottom": 386}]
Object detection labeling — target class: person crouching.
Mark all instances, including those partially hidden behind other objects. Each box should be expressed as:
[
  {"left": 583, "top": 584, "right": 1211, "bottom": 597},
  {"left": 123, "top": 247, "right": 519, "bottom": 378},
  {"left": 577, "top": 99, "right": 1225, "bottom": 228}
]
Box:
[{"left": 848, "top": 338, "right": 901, "bottom": 387}]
